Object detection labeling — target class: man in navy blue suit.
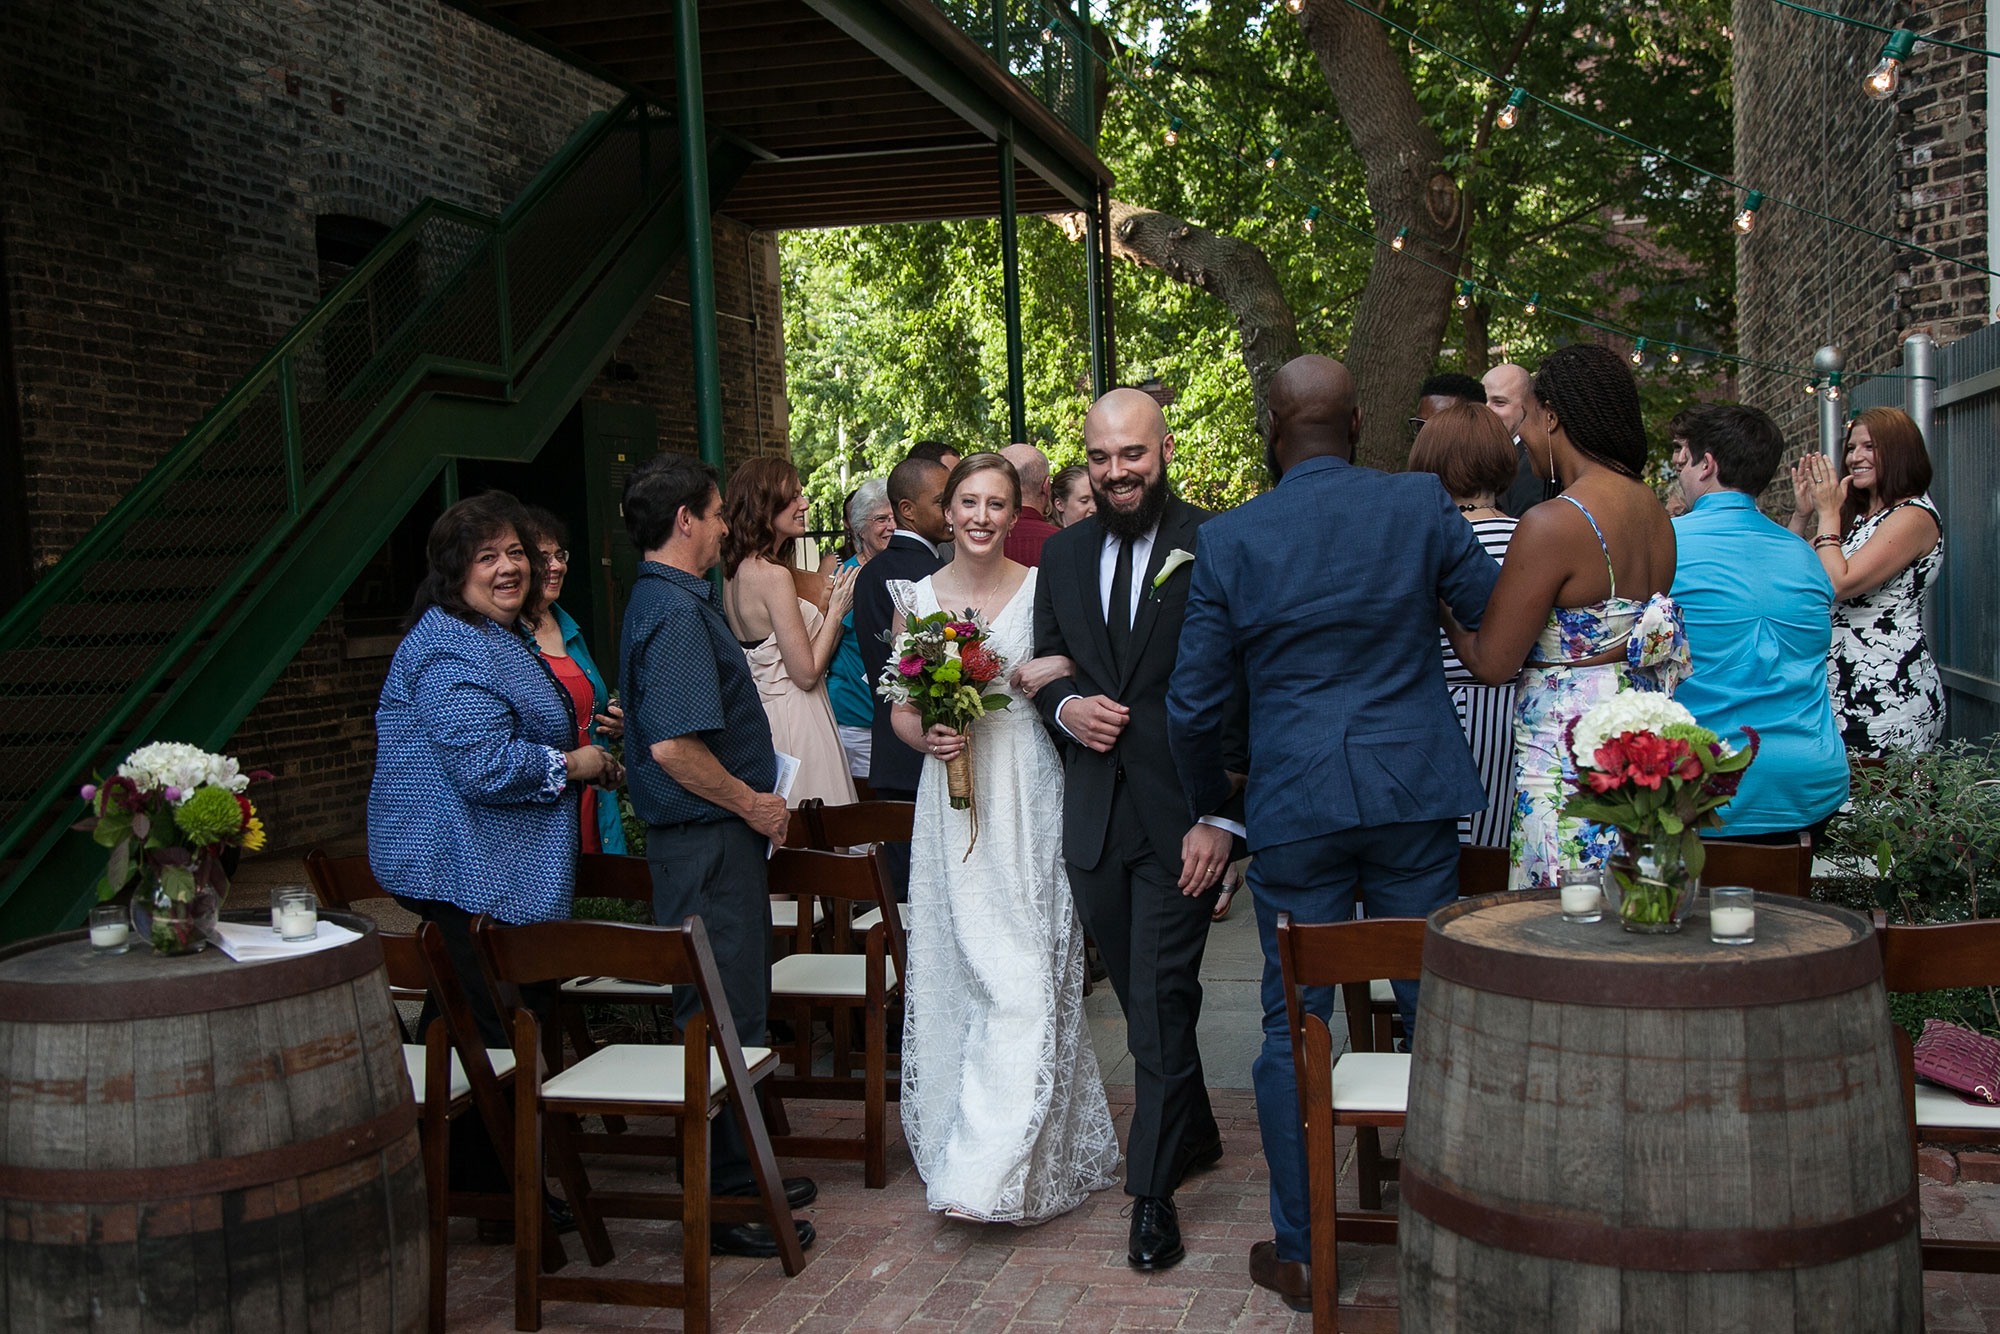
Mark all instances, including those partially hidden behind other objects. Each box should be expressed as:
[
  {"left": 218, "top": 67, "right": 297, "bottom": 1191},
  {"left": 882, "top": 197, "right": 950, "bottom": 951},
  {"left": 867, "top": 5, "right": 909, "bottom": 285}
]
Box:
[{"left": 1166, "top": 355, "right": 1500, "bottom": 1312}]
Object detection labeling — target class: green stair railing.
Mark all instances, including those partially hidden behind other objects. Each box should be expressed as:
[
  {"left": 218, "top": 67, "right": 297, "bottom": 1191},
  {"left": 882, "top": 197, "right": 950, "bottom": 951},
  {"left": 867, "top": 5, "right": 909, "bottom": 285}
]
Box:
[{"left": 0, "top": 97, "right": 699, "bottom": 928}]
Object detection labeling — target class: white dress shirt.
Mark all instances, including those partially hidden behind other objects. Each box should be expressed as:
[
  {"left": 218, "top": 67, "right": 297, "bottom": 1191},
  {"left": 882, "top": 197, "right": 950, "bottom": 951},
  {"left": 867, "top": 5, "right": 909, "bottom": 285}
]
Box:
[{"left": 1054, "top": 520, "right": 1245, "bottom": 840}]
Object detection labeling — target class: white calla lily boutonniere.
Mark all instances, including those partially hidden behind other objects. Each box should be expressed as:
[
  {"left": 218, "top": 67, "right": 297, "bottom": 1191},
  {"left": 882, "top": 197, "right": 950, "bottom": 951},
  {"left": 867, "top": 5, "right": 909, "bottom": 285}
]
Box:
[{"left": 1149, "top": 547, "right": 1196, "bottom": 600}]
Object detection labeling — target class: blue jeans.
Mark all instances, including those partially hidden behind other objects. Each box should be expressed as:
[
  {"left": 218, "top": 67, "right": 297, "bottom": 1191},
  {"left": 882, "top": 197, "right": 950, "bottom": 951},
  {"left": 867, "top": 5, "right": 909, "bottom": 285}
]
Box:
[{"left": 1249, "top": 818, "right": 1458, "bottom": 1262}]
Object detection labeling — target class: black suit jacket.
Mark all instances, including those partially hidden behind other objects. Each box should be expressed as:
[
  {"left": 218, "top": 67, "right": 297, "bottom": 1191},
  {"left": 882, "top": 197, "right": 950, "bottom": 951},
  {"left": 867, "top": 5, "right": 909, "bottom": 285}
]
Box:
[
  {"left": 854, "top": 534, "right": 944, "bottom": 792},
  {"left": 1032, "top": 497, "right": 1247, "bottom": 876}
]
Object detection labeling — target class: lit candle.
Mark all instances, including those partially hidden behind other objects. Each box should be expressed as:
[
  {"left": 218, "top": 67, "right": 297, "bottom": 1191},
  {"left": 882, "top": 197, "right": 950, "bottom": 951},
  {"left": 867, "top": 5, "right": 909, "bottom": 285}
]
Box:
[
  {"left": 89, "top": 922, "right": 129, "bottom": 949},
  {"left": 1711, "top": 905, "right": 1755, "bottom": 937},
  {"left": 1560, "top": 883, "right": 1600, "bottom": 916},
  {"left": 279, "top": 906, "right": 318, "bottom": 940},
  {"left": 271, "top": 906, "right": 284, "bottom": 932}
]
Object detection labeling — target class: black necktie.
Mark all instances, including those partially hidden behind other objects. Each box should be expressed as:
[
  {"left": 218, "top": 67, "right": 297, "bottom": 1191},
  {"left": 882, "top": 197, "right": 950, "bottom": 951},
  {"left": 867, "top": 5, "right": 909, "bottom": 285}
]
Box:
[{"left": 1107, "top": 538, "right": 1134, "bottom": 668}]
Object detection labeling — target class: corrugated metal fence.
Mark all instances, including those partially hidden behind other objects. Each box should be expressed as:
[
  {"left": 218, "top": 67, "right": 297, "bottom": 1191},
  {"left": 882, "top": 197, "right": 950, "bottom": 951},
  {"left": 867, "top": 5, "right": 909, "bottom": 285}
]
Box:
[{"left": 1850, "top": 322, "right": 2000, "bottom": 740}]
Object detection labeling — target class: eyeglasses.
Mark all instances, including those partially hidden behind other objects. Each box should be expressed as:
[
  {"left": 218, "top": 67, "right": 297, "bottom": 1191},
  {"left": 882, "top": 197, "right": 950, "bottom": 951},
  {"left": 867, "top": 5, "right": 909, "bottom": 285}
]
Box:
[
  {"left": 541, "top": 549, "right": 570, "bottom": 567},
  {"left": 1408, "top": 417, "right": 1430, "bottom": 433}
]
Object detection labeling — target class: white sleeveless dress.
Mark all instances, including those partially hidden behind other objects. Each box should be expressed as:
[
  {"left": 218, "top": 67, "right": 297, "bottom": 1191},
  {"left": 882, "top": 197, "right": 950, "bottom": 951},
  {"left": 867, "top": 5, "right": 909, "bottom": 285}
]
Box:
[{"left": 889, "top": 569, "right": 1120, "bottom": 1223}]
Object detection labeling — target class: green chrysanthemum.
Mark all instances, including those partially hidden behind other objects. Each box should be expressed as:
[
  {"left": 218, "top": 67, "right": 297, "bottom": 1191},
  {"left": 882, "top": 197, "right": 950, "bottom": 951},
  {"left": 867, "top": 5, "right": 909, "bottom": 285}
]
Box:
[
  {"left": 1660, "top": 722, "right": 1719, "bottom": 749},
  {"left": 175, "top": 785, "right": 245, "bottom": 847}
]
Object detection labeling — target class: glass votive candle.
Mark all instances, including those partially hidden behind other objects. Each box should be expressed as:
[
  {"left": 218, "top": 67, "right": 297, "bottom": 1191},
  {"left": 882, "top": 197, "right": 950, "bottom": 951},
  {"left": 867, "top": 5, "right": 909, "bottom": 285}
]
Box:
[
  {"left": 269, "top": 883, "right": 296, "bottom": 932},
  {"left": 88, "top": 902, "right": 131, "bottom": 955},
  {"left": 1558, "top": 866, "right": 1604, "bottom": 924},
  {"left": 1710, "top": 886, "right": 1756, "bottom": 944},
  {"left": 277, "top": 889, "right": 319, "bottom": 942}
]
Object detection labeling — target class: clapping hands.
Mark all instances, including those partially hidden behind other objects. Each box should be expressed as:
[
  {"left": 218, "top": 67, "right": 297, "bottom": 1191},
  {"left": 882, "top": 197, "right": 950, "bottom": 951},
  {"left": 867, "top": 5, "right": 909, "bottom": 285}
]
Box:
[{"left": 1792, "top": 453, "right": 1849, "bottom": 524}]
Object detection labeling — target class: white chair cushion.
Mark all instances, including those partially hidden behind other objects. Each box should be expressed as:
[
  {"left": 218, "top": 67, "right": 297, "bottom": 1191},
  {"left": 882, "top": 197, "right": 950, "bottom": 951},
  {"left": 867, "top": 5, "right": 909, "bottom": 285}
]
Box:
[
  {"left": 1369, "top": 978, "right": 1394, "bottom": 1005},
  {"left": 1330, "top": 1051, "right": 1410, "bottom": 1115},
  {"left": 769, "top": 899, "right": 827, "bottom": 930},
  {"left": 402, "top": 1045, "right": 518, "bottom": 1106},
  {"left": 541, "top": 1043, "right": 775, "bottom": 1106},
  {"left": 769, "top": 951, "right": 896, "bottom": 999},
  {"left": 561, "top": 976, "right": 676, "bottom": 999},
  {"left": 1915, "top": 1082, "right": 2000, "bottom": 1132},
  {"left": 852, "top": 903, "right": 910, "bottom": 932}
]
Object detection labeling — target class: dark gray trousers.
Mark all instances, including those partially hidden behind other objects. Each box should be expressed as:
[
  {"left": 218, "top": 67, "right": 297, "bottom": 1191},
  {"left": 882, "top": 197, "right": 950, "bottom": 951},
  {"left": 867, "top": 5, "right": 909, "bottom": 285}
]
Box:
[
  {"left": 647, "top": 816, "right": 770, "bottom": 1195},
  {"left": 1064, "top": 783, "right": 1221, "bottom": 1198}
]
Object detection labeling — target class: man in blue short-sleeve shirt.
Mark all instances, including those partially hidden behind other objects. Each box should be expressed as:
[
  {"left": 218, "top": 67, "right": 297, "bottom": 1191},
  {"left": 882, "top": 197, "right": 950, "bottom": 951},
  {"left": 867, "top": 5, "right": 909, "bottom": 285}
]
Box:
[
  {"left": 618, "top": 453, "right": 813, "bottom": 1258},
  {"left": 1669, "top": 404, "right": 1848, "bottom": 845}
]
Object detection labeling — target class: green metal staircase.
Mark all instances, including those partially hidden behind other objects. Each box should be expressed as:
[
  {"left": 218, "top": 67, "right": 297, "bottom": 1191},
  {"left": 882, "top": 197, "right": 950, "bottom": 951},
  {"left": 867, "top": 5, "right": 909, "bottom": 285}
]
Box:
[{"left": 0, "top": 98, "right": 749, "bottom": 941}]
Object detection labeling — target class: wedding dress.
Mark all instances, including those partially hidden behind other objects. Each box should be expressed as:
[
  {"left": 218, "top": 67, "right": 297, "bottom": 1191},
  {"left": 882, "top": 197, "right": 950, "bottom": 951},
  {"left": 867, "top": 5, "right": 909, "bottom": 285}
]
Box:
[{"left": 890, "top": 569, "right": 1120, "bottom": 1223}]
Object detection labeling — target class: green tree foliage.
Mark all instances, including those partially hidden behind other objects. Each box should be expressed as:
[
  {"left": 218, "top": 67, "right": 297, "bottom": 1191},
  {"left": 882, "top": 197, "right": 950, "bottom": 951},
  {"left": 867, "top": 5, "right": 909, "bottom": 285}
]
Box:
[{"left": 784, "top": 0, "right": 1735, "bottom": 525}]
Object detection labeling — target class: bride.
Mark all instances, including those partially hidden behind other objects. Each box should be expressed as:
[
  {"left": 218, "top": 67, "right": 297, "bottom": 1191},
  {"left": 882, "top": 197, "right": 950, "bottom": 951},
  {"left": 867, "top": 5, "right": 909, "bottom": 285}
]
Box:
[{"left": 888, "top": 453, "right": 1120, "bottom": 1223}]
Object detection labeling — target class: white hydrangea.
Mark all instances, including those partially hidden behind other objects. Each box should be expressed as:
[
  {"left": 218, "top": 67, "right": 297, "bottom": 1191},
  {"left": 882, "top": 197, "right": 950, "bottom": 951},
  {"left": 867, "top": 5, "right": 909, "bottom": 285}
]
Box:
[
  {"left": 118, "top": 742, "right": 249, "bottom": 800},
  {"left": 1569, "top": 694, "right": 1697, "bottom": 768}
]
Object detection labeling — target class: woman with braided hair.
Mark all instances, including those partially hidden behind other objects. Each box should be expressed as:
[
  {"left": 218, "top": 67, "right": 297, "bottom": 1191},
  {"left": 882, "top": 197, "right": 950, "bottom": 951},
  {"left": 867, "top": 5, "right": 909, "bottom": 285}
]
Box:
[{"left": 1446, "top": 344, "right": 1691, "bottom": 889}]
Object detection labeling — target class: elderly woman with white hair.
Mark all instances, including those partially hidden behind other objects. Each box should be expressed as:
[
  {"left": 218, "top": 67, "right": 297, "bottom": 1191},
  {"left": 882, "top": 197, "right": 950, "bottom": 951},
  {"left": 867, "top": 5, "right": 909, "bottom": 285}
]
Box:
[{"left": 827, "top": 478, "right": 896, "bottom": 783}]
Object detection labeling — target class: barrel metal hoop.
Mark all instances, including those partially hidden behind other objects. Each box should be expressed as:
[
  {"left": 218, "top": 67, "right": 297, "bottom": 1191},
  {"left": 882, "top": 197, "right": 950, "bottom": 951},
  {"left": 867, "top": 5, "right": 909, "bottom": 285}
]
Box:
[
  {"left": 1423, "top": 896, "right": 1882, "bottom": 1008},
  {"left": 1401, "top": 1163, "right": 1920, "bottom": 1271},
  {"left": 0, "top": 912, "right": 382, "bottom": 1019},
  {"left": 0, "top": 1101, "right": 419, "bottom": 1204}
]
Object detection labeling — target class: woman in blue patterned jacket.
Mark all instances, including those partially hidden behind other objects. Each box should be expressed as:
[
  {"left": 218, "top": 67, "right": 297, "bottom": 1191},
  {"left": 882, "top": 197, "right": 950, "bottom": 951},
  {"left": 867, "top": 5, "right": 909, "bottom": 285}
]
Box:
[{"left": 368, "top": 491, "right": 623, "bottom": 1046}]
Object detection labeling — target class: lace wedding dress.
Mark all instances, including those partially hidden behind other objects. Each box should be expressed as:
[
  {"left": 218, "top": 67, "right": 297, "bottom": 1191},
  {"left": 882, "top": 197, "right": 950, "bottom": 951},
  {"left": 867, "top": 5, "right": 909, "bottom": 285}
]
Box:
[{"left": 890, "top": 569, "right": 1120, "bottom": 1223}]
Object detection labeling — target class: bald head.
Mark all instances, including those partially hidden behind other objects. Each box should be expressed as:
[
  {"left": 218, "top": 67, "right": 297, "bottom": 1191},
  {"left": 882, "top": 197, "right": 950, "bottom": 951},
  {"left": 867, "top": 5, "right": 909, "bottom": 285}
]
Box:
[
  {"left": 1084, "top": 386, "right": 1169, "bottom": 445},
  {"left": 1083, "top": 387, "right": 1174, "bottom": 541},
  {"left": 1481, "top": 363, "right": 1534, "bottom": 436},
  {"left": 1264, "top": 355, "right": 1360, "bottom": 476},
  {"left": 1000, "top": 442, "right": 1051, "bottom": 511}
]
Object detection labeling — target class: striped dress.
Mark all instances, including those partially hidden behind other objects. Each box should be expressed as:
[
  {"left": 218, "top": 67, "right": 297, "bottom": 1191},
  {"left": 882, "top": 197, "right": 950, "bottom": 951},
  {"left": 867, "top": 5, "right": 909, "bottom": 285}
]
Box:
[{"left": 1440, "top": 515, "right": 1519, "bottom": 847}]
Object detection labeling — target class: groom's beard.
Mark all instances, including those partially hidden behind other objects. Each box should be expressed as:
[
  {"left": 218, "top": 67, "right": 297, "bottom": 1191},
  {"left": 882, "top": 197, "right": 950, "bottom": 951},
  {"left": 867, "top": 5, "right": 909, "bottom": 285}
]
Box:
[{"left": 1092, "top": 469, "right": 1171, "bottom": 543}]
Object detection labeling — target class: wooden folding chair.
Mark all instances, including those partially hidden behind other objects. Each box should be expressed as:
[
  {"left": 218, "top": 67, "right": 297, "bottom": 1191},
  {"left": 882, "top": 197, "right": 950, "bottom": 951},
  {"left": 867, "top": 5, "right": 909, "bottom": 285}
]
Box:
[
  {"left": 764, "top": 846, "right": 905, "bottom": 1188},
  {"left": 1368, "top": 845, "right": 1508, "bottom": 1074},
  {"left": 1278, "top": 912, "right": 1424, "bottom": 1331},
  {"left": 770, "top": 803, "right": 826, "bottom": 954},
  {"left": 1699, "top": 832, "right": 1813, "bottom": 897},
  {"left": 473, "top": 915, "right": 806, "bottom": 1332},
  {"left": 808, "top": 799, "right": 916, "bottom": 942},
  {"left": 304, "top": 849, "right": 424, "bottom": 1007},
  {"left": 1876, "top": 914, "right": 2000, "bottom": 1274}
]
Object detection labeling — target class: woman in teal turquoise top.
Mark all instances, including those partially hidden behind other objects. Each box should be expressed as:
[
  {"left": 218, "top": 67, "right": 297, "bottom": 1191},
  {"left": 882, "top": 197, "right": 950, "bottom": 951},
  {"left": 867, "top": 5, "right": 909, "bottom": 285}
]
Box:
[
  {"left": 522, "top": 507, "right": 628, "bottom": 854},
  {"left": 828, "top": 480, "right": 896, "bottom": 779},
  {"left": 1446, "top": 345, "right": 1690, "bottom": 890}
]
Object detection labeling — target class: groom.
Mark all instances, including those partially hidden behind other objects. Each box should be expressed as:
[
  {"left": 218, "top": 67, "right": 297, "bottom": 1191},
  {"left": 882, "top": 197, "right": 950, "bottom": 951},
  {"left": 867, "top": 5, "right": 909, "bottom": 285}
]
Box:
[
  {"left": 1167, "top": 355, "right": 1499, "bottom": 1312},
  {"left": 1031, "top": 387, "right": 1247, "bottom": 1273}
]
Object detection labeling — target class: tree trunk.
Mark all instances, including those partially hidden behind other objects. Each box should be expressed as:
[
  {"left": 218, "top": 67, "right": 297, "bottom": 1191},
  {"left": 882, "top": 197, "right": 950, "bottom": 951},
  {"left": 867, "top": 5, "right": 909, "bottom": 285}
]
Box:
[
  {"left": 1061, "top": 202, "right": 1301, "bottom": 432},
  {"left": 1296, "top": 0, "right": 1460, "bottom": 471}
]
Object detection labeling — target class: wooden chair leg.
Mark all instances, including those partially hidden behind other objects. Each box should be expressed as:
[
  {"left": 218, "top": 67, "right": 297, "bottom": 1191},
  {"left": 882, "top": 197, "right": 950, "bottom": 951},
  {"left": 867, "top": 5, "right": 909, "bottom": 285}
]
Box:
[
  {"left": 760, "top": 1081, "right": 792, "bottom": 1137},
  {"left": 1354, "top": 1126, "right": 1387, "bottom": 1212},
  {"left": 684, "top": 1108, "right": 710, "bottom": 1334},
  {"left": 514, "top": 1083, "right": 542, "bottom": 1331},
  {"left": 1371, "top": 1010, "right": 1395, "bottom": 1059},
  {"left": 831, "top": 1003, "right": 853, "bottom": 1083},
  {"left": 423, "top": 1106, "right": 449, "bottom": 1334},
  {"left": 865, "top": 998, "right": 887, "bottom": 1189},
  {"left": 1303, "top": 1019, "right": 1340, "bottom": 1334},
  {"left": 546, "top": 1111, "right": 614, "bottom": 1268}
]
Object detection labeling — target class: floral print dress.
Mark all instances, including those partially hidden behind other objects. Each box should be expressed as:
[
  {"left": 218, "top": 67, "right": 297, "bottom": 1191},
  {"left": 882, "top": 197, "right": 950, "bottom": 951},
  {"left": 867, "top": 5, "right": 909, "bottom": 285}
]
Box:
[
  {"left": 1829, "top": 497, "right": 1945, "bottom": 755},
  {"left": 1511, "top": 497, "right": 1692, "bottom": 890}
]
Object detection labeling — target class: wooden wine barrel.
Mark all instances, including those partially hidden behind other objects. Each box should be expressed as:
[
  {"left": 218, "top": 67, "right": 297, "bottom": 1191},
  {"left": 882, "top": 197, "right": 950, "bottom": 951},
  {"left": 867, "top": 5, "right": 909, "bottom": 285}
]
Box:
[
  {"left": 1399, "top": 892, "right": 1921, "bottom": 1332},
  {"left": 0, "top": 910, "right": 425, "bottom": 1332}
]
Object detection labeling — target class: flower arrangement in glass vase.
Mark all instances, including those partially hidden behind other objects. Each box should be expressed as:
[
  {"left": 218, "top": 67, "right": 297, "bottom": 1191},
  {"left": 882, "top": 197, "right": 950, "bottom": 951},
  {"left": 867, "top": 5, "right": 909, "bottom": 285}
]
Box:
[
  {"left": 75, "top": 743, "right": 268, "bottom": 955},
  {"left": 1561, "top": 695, "right": 1758, "bottom": 933},
  {"left": 876, "top": 607, "right": 1011, "bottom": 828}
]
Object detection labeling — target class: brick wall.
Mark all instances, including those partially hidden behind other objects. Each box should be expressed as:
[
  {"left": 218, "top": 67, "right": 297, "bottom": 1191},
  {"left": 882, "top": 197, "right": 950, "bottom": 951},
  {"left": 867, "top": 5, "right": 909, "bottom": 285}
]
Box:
[
  {"left": 0, "top": 0, "right": 788, "bottom": 852},
  {"left": 1734, "top": 0, "right": 1988, "bottom": 472}
]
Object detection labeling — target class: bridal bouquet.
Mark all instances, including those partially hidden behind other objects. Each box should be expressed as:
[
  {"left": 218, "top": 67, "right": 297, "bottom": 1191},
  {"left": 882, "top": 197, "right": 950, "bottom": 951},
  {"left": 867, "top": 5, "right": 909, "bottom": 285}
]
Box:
[
  {"left": 876, "top": 608, "right": 1010, "bottom": 812},
  {"left": 1561, "top": 695, "right": 1758, "bottom": 931}
]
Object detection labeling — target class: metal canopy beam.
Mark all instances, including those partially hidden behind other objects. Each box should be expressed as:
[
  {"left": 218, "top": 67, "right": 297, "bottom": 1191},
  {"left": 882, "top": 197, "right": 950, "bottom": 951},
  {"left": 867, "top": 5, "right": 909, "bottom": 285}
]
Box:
[
  {"left": 797, "top": 0, "right": 1104, "bottom": 210},
  {"left": 674, "top": 0, "right": 726, "bottom": 477},
  {"left": 998, "top": 130, "right": 1027, "bottom": 442}
]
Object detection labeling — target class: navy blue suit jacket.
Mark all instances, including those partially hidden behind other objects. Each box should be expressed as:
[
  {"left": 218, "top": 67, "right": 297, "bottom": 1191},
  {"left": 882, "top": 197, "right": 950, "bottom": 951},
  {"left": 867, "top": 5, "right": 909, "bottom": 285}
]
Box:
[{"left": 1166, "top": 455, "right": 1501, "bottom": 851}]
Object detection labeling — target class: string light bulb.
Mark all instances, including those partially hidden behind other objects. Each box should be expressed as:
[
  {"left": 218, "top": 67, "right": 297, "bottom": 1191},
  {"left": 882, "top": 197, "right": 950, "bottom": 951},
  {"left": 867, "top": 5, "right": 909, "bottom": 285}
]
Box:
[
  {"left": 1630, "top": 338, "right": 1648, "bottom": 366},
  {"left": 1391, "top": 226, "right": 1408, "bottom": 251},
  {"left": 1455, "top": 280, "right": 1473, "bottom": 309},
  {"left": 1040, "top": 23, "right": 1055, "bottom": 42},
  {"left": 1264, "top": 146, "right": 1283, "bottom": 170},
  {"left": 1668, "top": 345, "right": 1682, "bottom": 365},
  {"left": 1303, "top": 205, "right": 1319, "bottom": 234},
  {"left": 1825, "top": 372, "right": 1843, "bottom": 402},
  {"left": 1866, "top": 30, "right": 1917, "bottom": 100},
  {"left": 1144, "top": 56, "right": 1160, "bottom": 78},
  {"left": 1805, "top": 379, "right": 1818, "bottom": 396},
  {"left": 1523, "top": 292, "right": 1539, "bottom": 315},
  {"left": 1497, "top": 89, "right": 1527, "bottom": 131},
  {"left": 1287, "top": 0, "right": 1305, "bottom": 11},
  {"left": 1733, "top": 190, "right": 1765, "bottom": 235},
  {"left": 1163, "top": 118, "right": 1180, "bottom": 146}
]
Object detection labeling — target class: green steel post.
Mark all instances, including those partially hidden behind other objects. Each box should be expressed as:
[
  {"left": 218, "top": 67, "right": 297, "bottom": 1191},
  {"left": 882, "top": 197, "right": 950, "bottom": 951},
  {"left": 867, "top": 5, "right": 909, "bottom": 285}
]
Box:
[
  {"left": 998, "top": 130, "right": 1027, "bottom": 444},
  {"left": 991, "top": 0, "right": 1006, "bottom": 58},
  {"left": 676, "top": 0, "right": 726, "bottom": 476},
  {"left": 441, "top": 458, "right": 460, "bottom": 508},
  {"left": 1084, "top": 203, "right": 1107, "bottom": 399},
  {"left": 1096, "top": 185, "right": 1118, "bottom": 387},
  {"left": 493, "top": 231, "right": 514, "bottom": 381},
  {"left": 1072, "top": 9, "right": 1094, "bottom": 144},
  {"left": 278, "top": 355, "right": 305, "bottom": 515}
]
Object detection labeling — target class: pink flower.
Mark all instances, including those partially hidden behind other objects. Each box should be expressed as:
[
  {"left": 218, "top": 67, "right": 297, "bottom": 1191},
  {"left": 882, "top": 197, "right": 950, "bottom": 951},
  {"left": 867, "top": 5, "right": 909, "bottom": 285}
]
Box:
[
  {"left": 163, "top": 786, "right": 182, "bottom": 802},
  {"left": 948, "top": 621, "right": 978, "bottom": 638},
  {"left": 79, "top": 784, "right": 97, "bottom": 802},
  {"left": 898, "top": 656, "right": 925, "bottom": 678}
]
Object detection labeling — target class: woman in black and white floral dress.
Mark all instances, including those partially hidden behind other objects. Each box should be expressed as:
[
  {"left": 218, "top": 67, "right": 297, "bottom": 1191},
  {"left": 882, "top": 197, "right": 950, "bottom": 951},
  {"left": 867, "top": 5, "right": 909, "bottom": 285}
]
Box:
[{"left": 1789, "top": 407, "right": 1944, "bottom": 753}]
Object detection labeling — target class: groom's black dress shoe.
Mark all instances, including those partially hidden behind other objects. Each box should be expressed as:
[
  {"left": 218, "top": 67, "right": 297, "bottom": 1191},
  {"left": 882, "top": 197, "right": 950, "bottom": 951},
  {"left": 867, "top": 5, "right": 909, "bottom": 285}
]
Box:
[
  {"left": 1250, "top": 1240, "right": 1313, "bottom": 1312},
  {"left": 711, "top": 1219, "right": 816, "bottom": 1257},
  {"left": 1128, "top": 1195, "right": 1185, "bottom": 1271},
  {"left": 1171, "top": 1133, "right": 1224, "bottom": 1188}
]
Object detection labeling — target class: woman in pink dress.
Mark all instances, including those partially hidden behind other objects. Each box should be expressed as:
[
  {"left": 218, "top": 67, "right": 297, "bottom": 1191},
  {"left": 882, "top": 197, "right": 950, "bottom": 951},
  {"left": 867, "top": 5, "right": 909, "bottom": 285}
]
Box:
[{"left": 721, "top": 458, "right": 859, "bottom": 808}]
